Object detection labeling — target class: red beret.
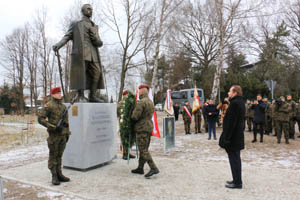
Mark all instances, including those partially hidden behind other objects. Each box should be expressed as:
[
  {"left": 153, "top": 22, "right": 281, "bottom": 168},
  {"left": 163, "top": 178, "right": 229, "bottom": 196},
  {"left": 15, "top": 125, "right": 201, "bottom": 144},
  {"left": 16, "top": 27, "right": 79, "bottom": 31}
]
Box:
[
  {"left": 50, "top": 87, "right": 61, "bottom": 95},
  {"left": 138, "top": 84, "right": 150, "bottom": 90},
  {"left": 122, "top": 90, "right": 129, "bottom": 96}
]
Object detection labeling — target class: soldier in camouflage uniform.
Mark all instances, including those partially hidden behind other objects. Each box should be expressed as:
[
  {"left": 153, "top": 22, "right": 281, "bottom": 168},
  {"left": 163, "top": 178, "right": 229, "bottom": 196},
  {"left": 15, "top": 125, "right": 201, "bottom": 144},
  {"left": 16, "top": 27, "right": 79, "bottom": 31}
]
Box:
[
  {"left": 296, "top": 98, "right": 300, "bottom": 137},
  {"left": 117, "top": 90, "right": 136, "bottom": 160},
  {"left": 271, "top": 99, "right": 278, "bottom": 137},
  {"left": 131, "top": 85, "right": 159, "bottom": 178},
  {"left": 245, "top": 100, "right": 253, "bottom": 132},
  {"left": 286, "top": 94, "right": 296, "bottom": 139},
  {"left": 182, "top": 101, "right": 192, "bottom": 135},
  {"left": 274, "top": 96, "right": 290, "bottom": 144},
  {"left": 193, "top": 107, "right": 202, "bottom": 134},
  {"left": 38, "top": 87, "right": 71, "bottom": 185},
  {"left": 263, "top": 97, "right": 273, "bottom": 135}
]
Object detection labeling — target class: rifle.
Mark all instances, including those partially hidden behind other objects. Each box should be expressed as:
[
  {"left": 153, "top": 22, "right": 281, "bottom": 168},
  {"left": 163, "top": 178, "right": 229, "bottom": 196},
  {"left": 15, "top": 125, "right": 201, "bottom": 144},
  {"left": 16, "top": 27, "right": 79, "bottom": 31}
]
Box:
[
  {"left": 56, "top": 93, "right": 78, "bottom": 130},
  {"left": 54, "top": 50, "right": 66, "bottom": 100}
]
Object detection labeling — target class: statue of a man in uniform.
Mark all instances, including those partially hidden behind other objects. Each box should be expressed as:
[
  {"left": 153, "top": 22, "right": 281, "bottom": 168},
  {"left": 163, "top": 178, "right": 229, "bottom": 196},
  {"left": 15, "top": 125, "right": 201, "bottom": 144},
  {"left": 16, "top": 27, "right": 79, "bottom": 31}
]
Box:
[{"left": 53, "top": 4, "right": 104, "bottom": 102}]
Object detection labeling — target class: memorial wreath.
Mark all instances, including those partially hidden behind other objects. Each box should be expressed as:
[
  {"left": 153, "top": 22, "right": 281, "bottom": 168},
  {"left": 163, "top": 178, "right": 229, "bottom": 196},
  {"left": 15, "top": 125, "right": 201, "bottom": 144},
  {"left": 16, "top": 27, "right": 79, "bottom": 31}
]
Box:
[{"left": 120, "top": 91, "right": 136, "bottom": 150}]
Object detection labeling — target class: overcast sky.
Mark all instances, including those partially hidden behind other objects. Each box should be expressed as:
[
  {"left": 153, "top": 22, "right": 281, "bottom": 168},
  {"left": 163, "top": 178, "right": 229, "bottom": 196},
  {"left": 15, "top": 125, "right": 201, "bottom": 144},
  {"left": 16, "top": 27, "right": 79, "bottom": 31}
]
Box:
[{"left": 0, "top": 0, "right": 81, "bottom": 83}]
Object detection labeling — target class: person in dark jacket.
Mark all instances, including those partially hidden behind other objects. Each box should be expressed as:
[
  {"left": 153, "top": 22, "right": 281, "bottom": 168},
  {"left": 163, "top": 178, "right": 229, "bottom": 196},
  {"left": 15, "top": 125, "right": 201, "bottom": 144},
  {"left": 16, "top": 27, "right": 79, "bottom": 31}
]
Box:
[
  {"left": 173, "top": 103, "right": 180, "bottom": 121},
  {"left": 219, "top": 85, "right": 245, "bottom": 189},
  {"left": 205, "top": 100, "right": 219, "bottom": 140},
  {"left": 251, "top": 94, "right": 266, "bottom": 143}
]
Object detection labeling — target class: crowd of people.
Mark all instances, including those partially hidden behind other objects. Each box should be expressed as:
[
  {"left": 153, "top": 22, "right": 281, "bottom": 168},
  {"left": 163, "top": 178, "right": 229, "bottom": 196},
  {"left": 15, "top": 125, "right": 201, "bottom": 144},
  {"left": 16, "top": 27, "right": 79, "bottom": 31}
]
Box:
[{"left": 179, "top": 93, "right": 300, "bottom": 144}]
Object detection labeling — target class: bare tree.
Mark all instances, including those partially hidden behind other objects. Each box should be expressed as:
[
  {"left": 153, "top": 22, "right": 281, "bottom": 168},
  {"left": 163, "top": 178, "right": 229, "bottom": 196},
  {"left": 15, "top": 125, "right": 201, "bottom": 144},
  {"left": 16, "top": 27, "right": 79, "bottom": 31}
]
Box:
[
  {"left": 23, "top": 23, "right": 39, "bottom": 112},
  {"left": 285, "top": 0, "right": 300, "bottom": 54},
  {"left": 103, "top": 0, "right": 152, "bottom": 101},
  {"left": 149, "top": 0, "right": 184, "bottom": 96},
  {"left": 34, "top": 8, "right": 53, "bottom": 98},
  {"left": 0, "top": 28, "right": 27, "bottom": 115},
  {"left": 177, "top": 0, "right": 219, "bottom": 71},
  {"left": 209, "top": 0, "right": 242, "bottom": 101}
]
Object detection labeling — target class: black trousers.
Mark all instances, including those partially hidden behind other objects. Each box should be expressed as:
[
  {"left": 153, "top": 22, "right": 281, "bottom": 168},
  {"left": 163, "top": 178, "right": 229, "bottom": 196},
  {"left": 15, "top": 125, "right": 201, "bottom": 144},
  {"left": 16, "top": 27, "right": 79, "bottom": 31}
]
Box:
[
  {"left": 253, "top": 122, "right": 264, "bottom": 140},
  {"left": 226, "top": 150, "right": 242, "bottom": 185}
]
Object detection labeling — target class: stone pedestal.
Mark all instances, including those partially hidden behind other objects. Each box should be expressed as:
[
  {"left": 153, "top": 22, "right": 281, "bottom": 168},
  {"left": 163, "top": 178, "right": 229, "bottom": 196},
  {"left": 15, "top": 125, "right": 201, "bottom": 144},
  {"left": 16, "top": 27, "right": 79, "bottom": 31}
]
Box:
[{"left": 62, "top": 103, "right": 117, "bottom": 170}]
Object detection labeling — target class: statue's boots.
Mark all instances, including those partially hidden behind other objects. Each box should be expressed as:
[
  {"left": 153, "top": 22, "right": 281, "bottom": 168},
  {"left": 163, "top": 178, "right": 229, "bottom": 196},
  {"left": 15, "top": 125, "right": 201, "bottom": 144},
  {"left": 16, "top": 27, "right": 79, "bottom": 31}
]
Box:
[
  {"left": 89, "top": 81, "right": 102, "bottom": 103},
  {"left": 51, "top": 168, "right": 60, "bottom": 185},
  {"left": 77, "top": 89, "right": 88, "bottom": 102},
  {"left": 57, "top": 170, "right": 70, "bottom": 182}
]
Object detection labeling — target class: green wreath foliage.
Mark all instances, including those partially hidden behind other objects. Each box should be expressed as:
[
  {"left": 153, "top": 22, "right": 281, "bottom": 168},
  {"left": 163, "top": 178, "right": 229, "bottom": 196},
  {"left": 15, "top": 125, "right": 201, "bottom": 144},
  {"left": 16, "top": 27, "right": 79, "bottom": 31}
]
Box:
[{"left": 120, "top": 92, "right": 136, "bottom": 148}]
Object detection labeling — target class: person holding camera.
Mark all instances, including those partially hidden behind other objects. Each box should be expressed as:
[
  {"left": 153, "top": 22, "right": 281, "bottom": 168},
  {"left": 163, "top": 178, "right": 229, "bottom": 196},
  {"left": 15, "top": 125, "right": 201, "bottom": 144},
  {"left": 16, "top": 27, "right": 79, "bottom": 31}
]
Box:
[
  {"left": 274, "top": 96, "right": 290, "bottom": 144},
  {"left": 251, "top": 94, "right": 266, "bottom": 143}
]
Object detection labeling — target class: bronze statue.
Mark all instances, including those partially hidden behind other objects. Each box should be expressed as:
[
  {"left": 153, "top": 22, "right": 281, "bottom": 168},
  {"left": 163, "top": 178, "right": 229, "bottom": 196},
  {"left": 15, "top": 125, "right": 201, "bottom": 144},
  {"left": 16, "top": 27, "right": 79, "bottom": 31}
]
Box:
[{"left": 53, "top": 4, "right": 104, "bottom": 102}]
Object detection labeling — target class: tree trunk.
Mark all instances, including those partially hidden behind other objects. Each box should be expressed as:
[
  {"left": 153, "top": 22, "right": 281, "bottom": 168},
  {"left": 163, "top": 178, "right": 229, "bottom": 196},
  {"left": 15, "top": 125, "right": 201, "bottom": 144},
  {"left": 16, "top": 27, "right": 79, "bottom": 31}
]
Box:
[{"left": 211, "top": 38, "right": 223, "bottom": 101}]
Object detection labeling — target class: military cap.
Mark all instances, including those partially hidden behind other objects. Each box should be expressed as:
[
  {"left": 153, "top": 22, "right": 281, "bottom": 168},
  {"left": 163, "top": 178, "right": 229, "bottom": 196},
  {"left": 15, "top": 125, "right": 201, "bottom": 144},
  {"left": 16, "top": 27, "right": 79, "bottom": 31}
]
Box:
[
  {"left": 286, "top": 94, "right": 291, "bottom": 97},
  {"left": 122, "top": 90, "right": 129, "bottom": 96},
  {"left": 139, "top": 84, "right": 150, "bottom": 90},
  {"left": 50, "top": 87, "right": 61, "bottom": 95}
]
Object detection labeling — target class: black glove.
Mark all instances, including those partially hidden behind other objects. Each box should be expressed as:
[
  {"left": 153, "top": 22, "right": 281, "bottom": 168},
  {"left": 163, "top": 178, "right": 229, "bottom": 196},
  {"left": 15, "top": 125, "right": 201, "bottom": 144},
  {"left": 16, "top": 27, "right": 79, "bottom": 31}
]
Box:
[
  {"left": 66, "top": 135, "right": 69, "bottom": 142},
  {"left": 55, "top": 126, "right": 62, "bottom": 132}
]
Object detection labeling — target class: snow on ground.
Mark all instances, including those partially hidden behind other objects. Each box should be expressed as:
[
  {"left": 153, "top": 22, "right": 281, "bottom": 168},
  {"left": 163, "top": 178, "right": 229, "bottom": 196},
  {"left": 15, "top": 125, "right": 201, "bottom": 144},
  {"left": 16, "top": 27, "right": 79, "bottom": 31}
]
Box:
[{"left": 0, "top": 113, "right": 300, "bottom": 199}]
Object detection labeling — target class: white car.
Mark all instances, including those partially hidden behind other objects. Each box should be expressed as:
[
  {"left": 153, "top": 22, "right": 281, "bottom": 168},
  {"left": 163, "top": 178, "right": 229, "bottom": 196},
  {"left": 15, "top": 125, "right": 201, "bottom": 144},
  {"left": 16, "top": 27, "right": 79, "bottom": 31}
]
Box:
[{"left": 155, "top": 103, "right": 163, "bottom": 111}]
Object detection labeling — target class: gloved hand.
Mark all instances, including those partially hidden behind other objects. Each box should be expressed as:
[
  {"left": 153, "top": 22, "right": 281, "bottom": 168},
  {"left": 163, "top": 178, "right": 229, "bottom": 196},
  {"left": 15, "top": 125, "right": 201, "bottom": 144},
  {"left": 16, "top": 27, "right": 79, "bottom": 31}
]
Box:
[
  {"left": 66, "top": 135, "right": 69, "bottom": 142},
  {"left": 48, "top": 124, "right": 56, "bottom": 131}
]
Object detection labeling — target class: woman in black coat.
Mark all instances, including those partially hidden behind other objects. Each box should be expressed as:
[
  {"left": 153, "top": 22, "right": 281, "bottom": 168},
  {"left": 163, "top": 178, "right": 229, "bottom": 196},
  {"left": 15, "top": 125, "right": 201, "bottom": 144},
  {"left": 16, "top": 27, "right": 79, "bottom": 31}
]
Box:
[{"left": 205, "top": 100, "right": 219, "bottom": 140}]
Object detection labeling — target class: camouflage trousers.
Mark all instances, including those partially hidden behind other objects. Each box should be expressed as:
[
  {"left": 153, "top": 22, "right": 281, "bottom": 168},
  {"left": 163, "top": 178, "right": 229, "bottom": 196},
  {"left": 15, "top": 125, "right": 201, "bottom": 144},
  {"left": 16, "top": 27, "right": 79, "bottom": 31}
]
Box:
[
  {"left": 246, "top": 117, "right": 253, "bottom": 131},
  {"left": 194, "top": 115, "right": 201, "bottom": 133},
  {"left": 47, "top": 135, "right": 67, "bottom": 174},
  {"left": 288, "top": 119, "right": 295, "bottom": 138},
  {"left": 136, "top": 132, "right": 157, "bottom": 170},
  {"left": 273, "top": 120, "right": 278, "bottom": 136},
  {"left": 184, "top": 120, "right": 191, "bottom": 133},
  {"left": 276, "top": 121, "right": 289, "bottom": 142}
]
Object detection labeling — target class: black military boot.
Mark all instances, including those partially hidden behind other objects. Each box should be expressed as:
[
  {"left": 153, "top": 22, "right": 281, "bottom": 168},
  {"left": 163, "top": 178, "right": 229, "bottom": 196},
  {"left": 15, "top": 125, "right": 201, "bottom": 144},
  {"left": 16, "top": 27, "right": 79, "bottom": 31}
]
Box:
[
  {"left": 131, "top": 168, "right": 144, "bottom": 175},
  {"left": 123, "top": 153, "right": 136, "bottom": 160},
  {"left": 145, "top": 168, "right": 159, "bottom": 178},
  {"left": 89, "top": 81, "right": 102, "bottom": 103},
  {"left": 285, "top": 139, "right": 289, "bottom": 144},
  {"left": 52, "top": 175, "right": 60, "bottom": 185},
  {"left": 57, "top": 170, "right": 70, "bottom": 182},
  {"left": 51, "top": 168, "right": 60, "bottom": 185}
]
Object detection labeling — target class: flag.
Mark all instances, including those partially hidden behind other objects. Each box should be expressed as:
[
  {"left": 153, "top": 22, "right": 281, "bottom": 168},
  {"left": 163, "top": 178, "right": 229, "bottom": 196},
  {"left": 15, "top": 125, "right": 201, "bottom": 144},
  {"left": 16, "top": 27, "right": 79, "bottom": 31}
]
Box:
[
  {"left": 192, "top": 86, "right": 201, "bottom": 114},
  {"left": 135, "top": 86, "right": 139, "bottom": 101},
  {"left": 148, "top": 88, "right": 161, "bottom": 138},
  {"left": 163, "top": 89, "right": 174, "bottom": 115},
  {"left": 183, "top": 106, "right": 192, "bottom": 120}
]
